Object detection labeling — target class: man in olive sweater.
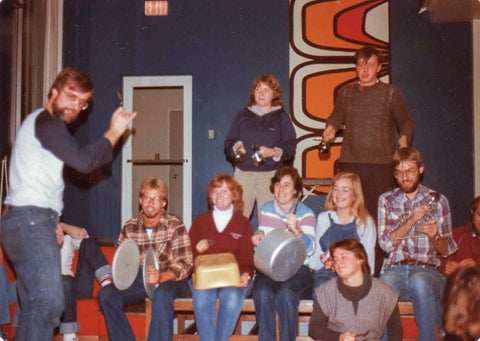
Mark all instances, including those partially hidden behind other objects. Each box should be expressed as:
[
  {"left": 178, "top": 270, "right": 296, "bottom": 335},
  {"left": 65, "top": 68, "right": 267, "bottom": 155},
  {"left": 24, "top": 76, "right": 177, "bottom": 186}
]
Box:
[{"left": 322, "top": 46, "right": 414, "bottom": 276}]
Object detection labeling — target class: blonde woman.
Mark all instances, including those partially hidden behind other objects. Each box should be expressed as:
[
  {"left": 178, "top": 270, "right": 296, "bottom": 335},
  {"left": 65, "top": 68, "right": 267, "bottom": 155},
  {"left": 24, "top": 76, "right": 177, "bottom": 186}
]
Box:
[{"left": 310, "top": 172, "right": 376, "bottom": 290}]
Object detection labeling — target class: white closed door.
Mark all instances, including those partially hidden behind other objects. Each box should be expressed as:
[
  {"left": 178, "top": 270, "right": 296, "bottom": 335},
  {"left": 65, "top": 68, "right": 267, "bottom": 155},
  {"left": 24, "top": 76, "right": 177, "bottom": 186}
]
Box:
[{"left": 122, "top": 76, "right": 192, "bottom": 229}]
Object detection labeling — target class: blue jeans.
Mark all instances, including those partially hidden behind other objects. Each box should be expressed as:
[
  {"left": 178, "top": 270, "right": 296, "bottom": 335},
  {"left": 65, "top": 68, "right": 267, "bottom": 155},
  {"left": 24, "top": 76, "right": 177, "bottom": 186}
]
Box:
[
  {"left": 60, "top": 275, "right": 79, "bottom": 334},
  {"left": 98, "top": 271, "right": 146, "bottom": 341},
  {"left": 0, "top": 264, "right": 17, "bottom": 325},
  {"left": 189, "top": 279, "right": 252, "bottom": 341},
  {"left": 61, "top": 238, "right": 112, "bottom": 334},
  {"left": 75, "top": 238, "right": 111, "bottom": 299},
  {"left": 98, "top": 270, "right": 187, "bottom": 341},
  {"left": 1, "top": 205, "right": 64, "bottom": 341},
  {"left": 253, "top": 265, "right": 312, "bottom": 341},
  {"left": 148, "top": 278, "right": 188, "bottom": 341},
  {"left": 381, "top": 264, "right": 445, "bottom": 341}
]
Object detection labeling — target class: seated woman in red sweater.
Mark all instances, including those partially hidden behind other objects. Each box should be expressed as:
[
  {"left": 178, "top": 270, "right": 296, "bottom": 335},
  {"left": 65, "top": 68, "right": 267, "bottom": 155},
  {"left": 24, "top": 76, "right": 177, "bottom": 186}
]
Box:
[{"left": 188, "top": 174, "right": 254, "bottom": 341}]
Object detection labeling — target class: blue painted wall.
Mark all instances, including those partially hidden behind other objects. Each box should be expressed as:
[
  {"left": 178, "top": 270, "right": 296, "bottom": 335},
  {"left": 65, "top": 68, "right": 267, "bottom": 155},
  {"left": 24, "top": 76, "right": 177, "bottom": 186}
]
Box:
[
  {"left": 62, "top": 0, "right": 290, "bottom": 236},
  {"left": 390, "top": 0, "right": 473, "bottom": 227},
  {"left": 60, "top": 0, "right": 473, "bottom": 237}
]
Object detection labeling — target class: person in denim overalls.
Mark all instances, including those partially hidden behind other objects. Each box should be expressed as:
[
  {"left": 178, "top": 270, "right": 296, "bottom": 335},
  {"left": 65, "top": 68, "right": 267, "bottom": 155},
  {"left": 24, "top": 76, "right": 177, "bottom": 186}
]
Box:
[{"left": 310, "top": 172, "right": 377, "bottom": 294}]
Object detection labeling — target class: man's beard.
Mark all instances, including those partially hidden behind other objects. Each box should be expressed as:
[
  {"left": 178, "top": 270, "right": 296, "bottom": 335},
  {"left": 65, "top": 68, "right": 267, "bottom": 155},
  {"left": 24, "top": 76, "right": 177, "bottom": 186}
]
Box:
[
  {"left": 52, "top": 107, "right": 66, "bottom": 122},
  {"left": 399, "top": 177, "right": 421, "bottom": 194},
  {"left": 52, "top": 102, "right": 73, "bottom": 123}
]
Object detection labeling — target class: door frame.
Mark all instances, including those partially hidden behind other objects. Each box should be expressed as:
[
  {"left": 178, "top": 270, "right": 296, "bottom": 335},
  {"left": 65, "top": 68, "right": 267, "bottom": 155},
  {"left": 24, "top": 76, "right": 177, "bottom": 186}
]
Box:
[{"left": 121, "top": 75, "right": 192, "bottom": 228}]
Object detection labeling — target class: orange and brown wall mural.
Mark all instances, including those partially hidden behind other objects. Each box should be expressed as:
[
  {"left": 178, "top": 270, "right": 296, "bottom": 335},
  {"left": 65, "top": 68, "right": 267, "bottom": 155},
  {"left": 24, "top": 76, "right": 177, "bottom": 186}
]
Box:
[{"left": 289, "top": 0, "right": 390, "bottom": 193}]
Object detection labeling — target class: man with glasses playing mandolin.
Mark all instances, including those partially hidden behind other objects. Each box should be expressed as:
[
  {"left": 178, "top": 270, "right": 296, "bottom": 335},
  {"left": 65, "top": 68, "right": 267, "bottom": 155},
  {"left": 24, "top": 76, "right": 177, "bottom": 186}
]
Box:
[{"left": 377, "top": 147, "right": 457, "bottom": 341}]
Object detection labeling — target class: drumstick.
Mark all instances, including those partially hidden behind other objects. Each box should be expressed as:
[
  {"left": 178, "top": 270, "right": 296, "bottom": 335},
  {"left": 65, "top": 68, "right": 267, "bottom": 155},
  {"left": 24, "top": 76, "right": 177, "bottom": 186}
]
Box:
[
  {"left": 286, "top": 191, "right": 302, "bottom": 235},
  {"left": 116, "top": 91, "right": 123, "bottom": 106},
  {"left": 292, "top": 190, "right": 302, "bottom": 214}
]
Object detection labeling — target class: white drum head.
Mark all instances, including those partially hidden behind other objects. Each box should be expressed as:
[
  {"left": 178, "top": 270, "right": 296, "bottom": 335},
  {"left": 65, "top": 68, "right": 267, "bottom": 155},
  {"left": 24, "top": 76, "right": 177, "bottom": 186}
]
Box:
[
  {"left": 143, "top": 246, "right": 159, "bottom": 299},
  {"left": 112, "top": 239, "right": 140, "bottom": 290}
]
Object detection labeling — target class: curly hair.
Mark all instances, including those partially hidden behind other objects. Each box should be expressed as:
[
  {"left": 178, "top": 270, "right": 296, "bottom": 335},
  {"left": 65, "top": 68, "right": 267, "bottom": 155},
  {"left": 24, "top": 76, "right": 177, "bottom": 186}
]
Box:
[
  {"left": 443, "top": 265, "right": 480, "bottom": 340},
  {"left": 247, "top": 74, "right": 283, "bottom": 107},
  {"left": 207, "top": 174, "right": 244, "bottom": 213}
]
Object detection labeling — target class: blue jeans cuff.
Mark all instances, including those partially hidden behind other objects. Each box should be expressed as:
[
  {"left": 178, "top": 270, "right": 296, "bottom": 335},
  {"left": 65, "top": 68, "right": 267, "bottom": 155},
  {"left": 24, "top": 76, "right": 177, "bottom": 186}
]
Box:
[{"left": 94, "top": 264, "right": 112, "bottom": 282}]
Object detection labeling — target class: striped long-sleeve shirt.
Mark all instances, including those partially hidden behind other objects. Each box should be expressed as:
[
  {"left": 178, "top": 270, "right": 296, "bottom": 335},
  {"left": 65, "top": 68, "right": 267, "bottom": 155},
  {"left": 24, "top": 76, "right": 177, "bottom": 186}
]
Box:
[{"left": 258, "top": 200, "right": 316, "bottom": 266}]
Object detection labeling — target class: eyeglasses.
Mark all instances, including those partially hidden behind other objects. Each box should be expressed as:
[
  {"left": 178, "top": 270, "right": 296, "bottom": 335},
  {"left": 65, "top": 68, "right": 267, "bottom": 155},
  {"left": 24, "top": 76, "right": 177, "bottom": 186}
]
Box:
[
  {"left": 141, "top": 195, "right": 162, "bottom": 203},
  {"left": 394, "top": 167, "right": 418, "bottom": 178},
  {"left": 61, "top": 88, "right": 90, "bottom": 111},
  {"left": 332, "top": 186, "right": 353, "bottom": 195}
]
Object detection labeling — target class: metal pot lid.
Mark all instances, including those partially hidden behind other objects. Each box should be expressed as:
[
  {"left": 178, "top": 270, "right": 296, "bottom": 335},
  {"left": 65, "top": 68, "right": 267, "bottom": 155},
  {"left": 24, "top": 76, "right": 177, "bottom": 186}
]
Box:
[
  {"left": 143, "top": 246, "right": 159, "bottom": 298},
  {"left": 112, "top": 239, "right": 140, "bottom": 290}
]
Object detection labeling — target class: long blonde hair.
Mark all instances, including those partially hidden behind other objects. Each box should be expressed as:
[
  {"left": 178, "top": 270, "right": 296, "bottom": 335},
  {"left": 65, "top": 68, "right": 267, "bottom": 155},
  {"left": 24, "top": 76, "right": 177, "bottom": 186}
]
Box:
[{"left": 325, "top": 172, "right": 371, "bottom": 226}]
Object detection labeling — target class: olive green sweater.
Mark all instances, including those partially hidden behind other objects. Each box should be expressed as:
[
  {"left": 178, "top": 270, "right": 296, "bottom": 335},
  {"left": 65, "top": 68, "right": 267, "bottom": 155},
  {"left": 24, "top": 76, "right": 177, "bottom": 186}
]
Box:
[{"left": 326, "top": 81, "right": 414, "bottom": 164}]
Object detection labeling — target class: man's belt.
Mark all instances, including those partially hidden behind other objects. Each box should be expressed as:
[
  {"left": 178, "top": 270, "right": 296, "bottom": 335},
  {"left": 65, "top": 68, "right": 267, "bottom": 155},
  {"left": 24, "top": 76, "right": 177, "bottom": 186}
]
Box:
[{"left": 392, "top": 259, "right": 435, "bottom": 267}]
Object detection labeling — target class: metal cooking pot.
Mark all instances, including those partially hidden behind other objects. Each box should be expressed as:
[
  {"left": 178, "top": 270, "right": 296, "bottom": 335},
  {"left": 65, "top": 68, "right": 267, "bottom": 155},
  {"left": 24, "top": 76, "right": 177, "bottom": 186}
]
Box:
[{"left": 254, "top": 228, "right": 306, "bottom": 282}]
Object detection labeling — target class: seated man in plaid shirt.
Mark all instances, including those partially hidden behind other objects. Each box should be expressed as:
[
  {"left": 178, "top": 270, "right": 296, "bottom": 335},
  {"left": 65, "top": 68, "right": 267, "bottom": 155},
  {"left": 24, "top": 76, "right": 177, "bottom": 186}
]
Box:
[
  {"left": 98, "top": 176, "right": 193, "bottom": 341},
  {"left": 377, "top": 147, "right": 457, "bottom": 340}
]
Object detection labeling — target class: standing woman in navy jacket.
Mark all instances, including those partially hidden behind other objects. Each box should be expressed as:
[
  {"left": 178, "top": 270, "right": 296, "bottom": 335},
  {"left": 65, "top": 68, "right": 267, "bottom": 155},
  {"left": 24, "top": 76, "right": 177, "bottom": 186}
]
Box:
[{"left": 224, "top": 74, "right": 297, "bottom": 220}]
